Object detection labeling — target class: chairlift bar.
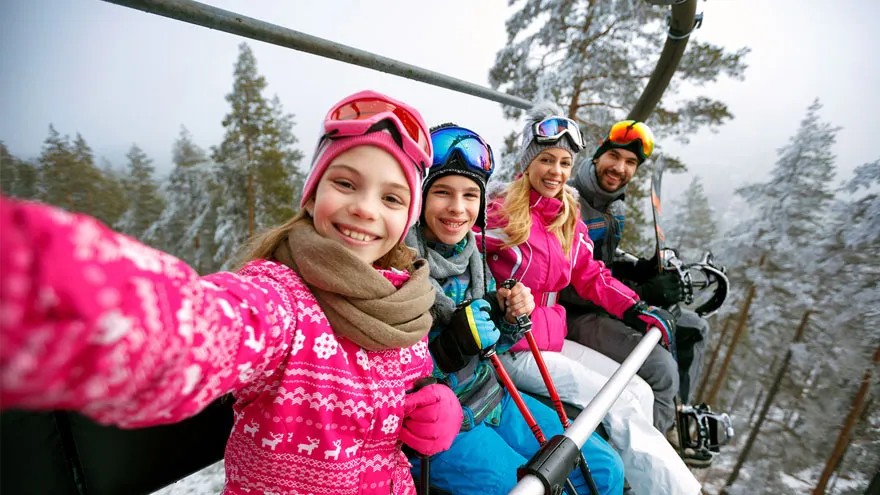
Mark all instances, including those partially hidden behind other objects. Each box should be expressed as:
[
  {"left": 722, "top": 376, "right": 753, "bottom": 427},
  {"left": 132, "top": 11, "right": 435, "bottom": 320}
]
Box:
[
  {"left": 509, "top": 327, "right": 662, "bottom": 494},
  {"left": 99, "top": 0, "right": 534, "bottom": 110},
  {"left": 627, "top": 0, "right": 698, "bottom": 122}
]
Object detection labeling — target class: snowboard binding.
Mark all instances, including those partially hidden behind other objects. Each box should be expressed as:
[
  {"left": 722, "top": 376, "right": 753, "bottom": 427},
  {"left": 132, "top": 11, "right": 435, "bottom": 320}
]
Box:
[
  {"left": 659, "top": 248, "right": 730, "bottom": 318},
  {"left": 676, "top": 402, "right": 734, "bottom": 454}
]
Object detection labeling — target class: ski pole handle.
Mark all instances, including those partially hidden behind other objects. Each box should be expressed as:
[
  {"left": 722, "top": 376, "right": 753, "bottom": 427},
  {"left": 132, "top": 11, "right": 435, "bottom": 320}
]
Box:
[
  {"left": 405, "top": 376, "right": 438, "bottom": 394},
  {"left": 500, "top": 279, "right": 533, "bottom": 331}
]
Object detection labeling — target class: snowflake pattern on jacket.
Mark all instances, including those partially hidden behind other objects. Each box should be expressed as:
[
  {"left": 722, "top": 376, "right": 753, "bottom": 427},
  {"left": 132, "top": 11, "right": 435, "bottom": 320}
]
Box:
[{"left": 0, "top": 198, "right": 433, "bottom": 495}]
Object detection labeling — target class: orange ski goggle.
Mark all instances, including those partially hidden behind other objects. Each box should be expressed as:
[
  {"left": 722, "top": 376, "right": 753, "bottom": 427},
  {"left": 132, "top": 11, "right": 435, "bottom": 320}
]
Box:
[{"left": 605, "top": 120, "right": 655, "bottom": 160}]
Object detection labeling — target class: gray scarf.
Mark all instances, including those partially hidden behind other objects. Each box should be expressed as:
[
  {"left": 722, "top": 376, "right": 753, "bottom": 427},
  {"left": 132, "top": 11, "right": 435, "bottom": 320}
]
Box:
[
  {"left": 405, "top": 229, "right": 486, "bottom": 325},
  {"left": 572, "top": 162, "right": 628, "bottom": 263},
  {"left": 573, "top": 162, "right": 626, "bottom": 211}
]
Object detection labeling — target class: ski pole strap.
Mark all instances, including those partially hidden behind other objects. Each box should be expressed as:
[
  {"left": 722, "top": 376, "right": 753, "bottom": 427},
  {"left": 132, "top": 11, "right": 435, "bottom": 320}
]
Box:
[{"left": 517, "top": 434, "right": 582, "bottom": 495}]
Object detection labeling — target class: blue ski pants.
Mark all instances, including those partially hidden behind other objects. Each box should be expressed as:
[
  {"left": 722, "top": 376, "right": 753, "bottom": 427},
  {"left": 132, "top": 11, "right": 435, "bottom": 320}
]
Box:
[{"left": 411, "top": 391, "right": 624, "bottom": 495}]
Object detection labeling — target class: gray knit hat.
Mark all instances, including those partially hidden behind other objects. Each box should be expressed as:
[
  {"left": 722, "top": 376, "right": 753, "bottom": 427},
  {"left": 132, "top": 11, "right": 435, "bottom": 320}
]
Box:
[{"left": 515, "top": 102, "right": 581, "bottom": 173}]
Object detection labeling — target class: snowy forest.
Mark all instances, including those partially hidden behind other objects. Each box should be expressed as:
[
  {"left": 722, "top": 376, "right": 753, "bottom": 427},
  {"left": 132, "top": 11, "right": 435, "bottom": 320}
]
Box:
[
  {"left": 1, "top": 43, "right": 306, "bottom": 275},
  {"left": 2, "top": 2, "right": 878, "bottom": 494}
]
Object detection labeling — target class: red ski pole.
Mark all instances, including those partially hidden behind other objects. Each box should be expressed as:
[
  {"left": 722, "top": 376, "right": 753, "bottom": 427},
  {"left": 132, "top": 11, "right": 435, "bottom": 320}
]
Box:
[
  {"left": 485, "top": 348, "right": 546, "bottom": 444},
  {"left": 484, "top": 346, "right": 580, "bottom": 495},
  {"left": 500, "top": 279, "right": 573, "bottom": 427},
  {"left": 524, "top": 330, "right": 573, "bottom": 428},
  {"left": 499, "top": 280, "right": 599, "bottom": 495}
]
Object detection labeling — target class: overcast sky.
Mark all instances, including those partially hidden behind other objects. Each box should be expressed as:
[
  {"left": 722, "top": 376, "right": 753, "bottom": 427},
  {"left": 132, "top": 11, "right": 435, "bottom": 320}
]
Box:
[{"left": 2, "top": 0, "right": 878, "bottom": 214}]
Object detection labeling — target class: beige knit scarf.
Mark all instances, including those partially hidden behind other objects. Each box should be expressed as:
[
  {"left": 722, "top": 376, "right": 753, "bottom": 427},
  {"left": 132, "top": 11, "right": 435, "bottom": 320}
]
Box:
[{"left": 273, "top": 221, "right": 434, "bottom": 351}]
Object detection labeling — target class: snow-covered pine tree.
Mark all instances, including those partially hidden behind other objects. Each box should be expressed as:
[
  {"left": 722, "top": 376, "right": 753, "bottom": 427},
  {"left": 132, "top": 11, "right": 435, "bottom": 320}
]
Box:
[
  {"left": 254, "top": 95, "right": 305, "bottom": 229},
  {"left": 35, "top": 127, "right": 109, "bottom": 220},
  {"left": 489, "top": 0, "right": 748, "bottom": 250},
  {"left": 93, "top": 157, "right": 129, "bottom": 229},
  {"left": 725, "top": 98, "right": 838, "bottom": 309},
  {"left": 665, "top": 175, "right": 718, "bottom": 262},
  {"left": 38, "top": 125, "right": 78, "bottom": 209},
  {"left": 69, "top": 133, "right": 106, "bottom": 216},
  {"left": 705, "top": 100, "right": 843, "bottom": 494},
  {"left": 840, "top": 159, "right": 880, "bottom": 247},
  {"left": 145, "top": 126, "right": 220, "bottom": 272},
  {"left": 213, "top": 42, "right": 269, "bottom": 255},
  {"left": 716, "top": 160, "right": 880, "bottom": 495},
  {"left": 115, "top": 144, "right": 165, "bottom": 243},
  {"left": 801, "top": 160, "right": 880, "bottom": 492},
  {"left": 212, "top": 43, "right": 303, "bottom": 269}
]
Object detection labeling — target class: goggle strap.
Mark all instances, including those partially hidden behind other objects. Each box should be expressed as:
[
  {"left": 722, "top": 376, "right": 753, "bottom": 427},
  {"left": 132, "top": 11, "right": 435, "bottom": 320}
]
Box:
[{"left": 366, "top": 120, "right": 404, "bottom": 149}]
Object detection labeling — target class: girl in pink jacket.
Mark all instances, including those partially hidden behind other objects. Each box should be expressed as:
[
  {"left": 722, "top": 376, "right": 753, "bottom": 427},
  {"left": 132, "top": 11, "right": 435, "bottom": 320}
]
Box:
[{"left": 0, "top": 90, "right": 462, "bottom": 495}]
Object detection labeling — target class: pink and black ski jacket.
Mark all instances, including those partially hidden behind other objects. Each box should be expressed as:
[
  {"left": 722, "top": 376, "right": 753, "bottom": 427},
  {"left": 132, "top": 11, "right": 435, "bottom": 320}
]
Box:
[
  {"left": 0, "top": 197, "right": 433, "bottom": 495},
  {"left": 480, "top": 188, "right": 638, "bottom": 353}
]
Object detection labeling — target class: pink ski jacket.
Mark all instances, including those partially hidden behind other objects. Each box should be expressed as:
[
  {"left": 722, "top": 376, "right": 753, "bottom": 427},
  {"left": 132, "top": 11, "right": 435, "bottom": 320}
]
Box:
[
  {"left": 0, "top": 198, "right": 433, "bottom": 495},
  {"left": 480, "top": 188, "right": 638, "bottom": 353}
]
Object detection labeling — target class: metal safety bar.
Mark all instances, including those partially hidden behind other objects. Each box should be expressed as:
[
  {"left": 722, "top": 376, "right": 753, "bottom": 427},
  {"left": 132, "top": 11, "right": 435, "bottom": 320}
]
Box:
[
  {"left": 509, "top": 327, "right": 663, "bottom": 495},
  {"left": 99, "top": 0, "right": 534, "bottom": 110}
]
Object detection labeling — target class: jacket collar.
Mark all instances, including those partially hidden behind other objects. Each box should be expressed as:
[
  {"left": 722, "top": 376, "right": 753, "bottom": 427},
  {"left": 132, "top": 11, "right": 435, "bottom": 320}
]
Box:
[{"left": 529, "top": 188, "right": 564, "bottom": 223}]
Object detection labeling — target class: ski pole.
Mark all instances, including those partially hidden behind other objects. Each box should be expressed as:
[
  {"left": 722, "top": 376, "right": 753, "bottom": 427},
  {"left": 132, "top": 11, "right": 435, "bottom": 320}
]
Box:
[
  {"left": 406, "top": 377, "right": 438, "bottom": 495},
  {"left": 420, "top": 455, "right": 430, "bottom": 495},
  {"left": 524, "top": 330, "right": 572, "bottom": 428},
  {"left": 486, "top": 347, "right": 546, "bottom": 443},
  {"left": 483, "top": 345, "right": 578, "bottom": 495},
  {"left": 500, "top": 281, "right": 573, "bottom": 427},
  {"left": 500, "top": 279, "right": 600, "bottom": 495}
]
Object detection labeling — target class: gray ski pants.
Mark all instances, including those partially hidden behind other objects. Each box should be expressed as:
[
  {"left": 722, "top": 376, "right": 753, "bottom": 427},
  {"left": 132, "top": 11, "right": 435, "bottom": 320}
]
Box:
[{"left": 566, "top": 312, "right": 679, "bottom": 432}]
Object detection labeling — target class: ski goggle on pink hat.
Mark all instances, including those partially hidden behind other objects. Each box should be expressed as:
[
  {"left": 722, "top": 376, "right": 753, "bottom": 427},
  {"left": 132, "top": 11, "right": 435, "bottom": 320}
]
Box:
[{"left": 301, "top": 90, "right": 434, "bottom": 241}]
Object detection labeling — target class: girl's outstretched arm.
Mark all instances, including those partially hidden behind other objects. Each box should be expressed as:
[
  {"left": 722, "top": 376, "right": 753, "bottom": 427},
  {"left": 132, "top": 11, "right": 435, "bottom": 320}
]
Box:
[{"left": 0, "top": 197, "right": 295, "bottom": 428}]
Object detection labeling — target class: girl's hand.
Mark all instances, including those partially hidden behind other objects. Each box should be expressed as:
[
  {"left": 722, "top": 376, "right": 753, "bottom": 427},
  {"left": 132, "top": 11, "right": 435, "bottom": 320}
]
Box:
[
  {"left": 496, "top": 282, "right": 534, "bottom": 324},
  {"left": 400, "top": 383, "right": 462, "bottom": 456}
]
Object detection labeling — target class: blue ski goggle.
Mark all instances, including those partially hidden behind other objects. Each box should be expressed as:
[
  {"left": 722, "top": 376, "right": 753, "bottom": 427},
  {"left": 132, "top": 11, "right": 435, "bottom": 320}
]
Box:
[
  {"left": 430, "top": 126, "right": 495, "bottom": 178},
  {"left": 533, "top": 117, "right": 585, "bottom": 153}
]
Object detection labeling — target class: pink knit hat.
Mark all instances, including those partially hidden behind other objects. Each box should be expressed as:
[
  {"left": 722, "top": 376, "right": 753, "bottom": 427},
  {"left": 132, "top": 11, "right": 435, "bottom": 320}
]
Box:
[{"left": 300, "top": 129, "right": 425, "bottom": 242}]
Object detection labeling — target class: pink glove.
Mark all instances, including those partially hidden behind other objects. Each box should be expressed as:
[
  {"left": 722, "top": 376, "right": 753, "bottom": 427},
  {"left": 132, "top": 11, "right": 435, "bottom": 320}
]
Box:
[{"left": 400, "top": 383, "right": 462, "bottom": 456}]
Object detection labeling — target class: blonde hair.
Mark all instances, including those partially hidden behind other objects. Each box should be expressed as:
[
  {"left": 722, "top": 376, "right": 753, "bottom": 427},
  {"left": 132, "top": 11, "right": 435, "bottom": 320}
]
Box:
[
  {"left": 493, "top": 170, "right": 580, "bottom": 258},
  {"left": 238, "top": 210, "right": 416, "bottom": 272}
]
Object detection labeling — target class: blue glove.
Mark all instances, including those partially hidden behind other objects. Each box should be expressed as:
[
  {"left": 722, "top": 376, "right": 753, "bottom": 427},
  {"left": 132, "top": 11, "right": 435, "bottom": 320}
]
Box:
[{"left": 449, "top": 299, "right": 500, "bottom": 354}]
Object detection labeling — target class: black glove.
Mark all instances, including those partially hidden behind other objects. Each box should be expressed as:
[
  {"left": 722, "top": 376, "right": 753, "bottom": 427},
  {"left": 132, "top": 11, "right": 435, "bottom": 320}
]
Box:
[
  {"left": 430, "top": 300, "right": 499, "bottom": 374},
  {"left": 613, "top": 253, "right": 660, "bottom": 284},
  {"left": 635, "top": 271, "right": 685, "bottom": 306}
]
